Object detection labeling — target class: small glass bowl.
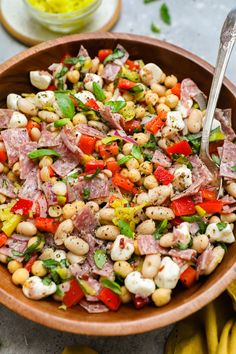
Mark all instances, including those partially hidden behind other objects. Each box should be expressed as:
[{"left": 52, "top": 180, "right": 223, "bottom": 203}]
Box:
[{"left": 23, "top": 0, "right": 102, "bottom": 33}]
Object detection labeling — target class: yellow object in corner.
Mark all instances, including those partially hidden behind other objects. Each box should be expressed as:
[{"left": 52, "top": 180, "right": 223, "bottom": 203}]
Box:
[{"left": 62, "top": 346, "right": 98, "bottom": 354}]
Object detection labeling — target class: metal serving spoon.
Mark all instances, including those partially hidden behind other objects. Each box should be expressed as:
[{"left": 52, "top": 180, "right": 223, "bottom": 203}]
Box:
[{"left": 200, "top": 8, "right": 236, "bottom": 196}]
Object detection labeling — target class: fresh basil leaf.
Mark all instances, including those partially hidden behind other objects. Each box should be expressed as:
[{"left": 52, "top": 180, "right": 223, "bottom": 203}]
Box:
[
  {"left": 94, "top": 250, "right": 107, "bottom": 269},
  {"left": 212, "top": 154, "right": 221, "bottom": 167},
  {"left": 55, "top": 92, "right": 75, "bottom": 119},
  {"left": 103, "top": 48, "right": 125, "bottom": 65},
  {"left": 101, "top": 278, "right": 122, "bottom": 295},
  {"left": 64, "top": 56, "right": 85, "bottom": 65},
  {"left": 131, "top": 145, "right": 142, "bottom": 160},
  {"left": 93, "top": 82, "right": 106, "bottom": 102},
  {"left": 82, "top": 187, "right": 90, "bottom": 201},
  {"left": 160, "top": 3, "right": 171, "bottom": 25},
  {"left": 105, "top": 100, "right": 127, "bottom": 113},
  {"left": 153, "top": 220, "right": 168, "bottom": 240},
  {"left": 54, "top": 118, "right": 71, "bottom": 128},
  {"left": 42, "top": 259, "right": 60, "bottom": 269},
  {"left": 231, "top": 166, "right": 236, "bottom": 172},
  {"left": 181, "top": 215, "right": 202, "bottom": 222},
  {"left": 118, "top": 220, "right": 134, "bottom": 238},
  {"left": 143, "top": 134, "right": 157, "bottom": 149},
  {"left": 51, "top": 269, "right": 61, "bottom": 284},
  {"left": 55, "top": 66, "right": 69, "bottom": 79},
  {"left": 84, "top": 167, "right": 101, "bottom": 180},
  {"left": 28, "top": 149, "right": 60, "bottom": 159},
  {"left": 129, "top": 84, "right": 144, "bottom": 93},
  {"left": 216, "top": 222, "right": 227, "bottom": 231},
  {"left": 24, "top": 237, "right": 42, "bottom": 255},
  {"left": 42, "top": 277, "right": 53, "bottom": 286},
  {"left": 177, "top": 242, "right": 189, "bottom": 250},
  {"left": 151, "top": 22, "right": 161, "bottom": 33},
  {"left": 117, "top": 155, "right": 132, "bottom": 165},
  {"left": 57, "top": 77, "right": 65, "bottom": 91},
  {"left": 197, "top": 221, "right": 208, "bottom": 234},
  {"left": 144, "top": 0, "right": 159, "bottom": 3}
]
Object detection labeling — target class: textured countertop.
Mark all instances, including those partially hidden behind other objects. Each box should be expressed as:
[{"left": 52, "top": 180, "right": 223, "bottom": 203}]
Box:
[{"left": 0, "top": 0, "right": 236, "bottom": 353}]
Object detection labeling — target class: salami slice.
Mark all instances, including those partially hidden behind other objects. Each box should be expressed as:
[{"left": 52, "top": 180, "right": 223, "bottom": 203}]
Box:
[
  {"left": 168, "top": 249, "right": 197, "bottom": 261},
  {"left": 215, "top": 109, "right": 236, "bottom": 142},
  {"left": 76, "top": 124, "right": 106, "bottom": 139},
  {"left": 0, "top": 175, "right": 16, "bottom": 198},
  {"left": 73, "top": 206, "right": 97, "bottom": 234},
  {"left": 69, "top": 261, "right": 91, "bottom": 278},
  {"left": 32, "top": 192, "right": 48, "bottom": 217},
  {"left": 79, "top": 299, "right": 109, "bottom": 313},
  {"left": 38, "top": 123, "right": 60, "bottom": 147},
  {"left": 52, "top": 143, "right": 79, "bottom": 177},
  {"left": 19, "top": 168, "right": 39, "bottom": 199},
  {"left": 0, "top": 109, "right": 14, "bottom": 128},
  {"left": 61, "top": 126, "right": 84, "bottom": 158},
  {"left": 152, "top": 149, "right": 172, "bottom": 168},
  {"left": 137, "top": 235, "right": 158, "bottom": 255},
  {"left": 68, "top": 176, "right": 110, "bottom": 201},
  {"left": 2, "top": 128, "right": 29, "bottom": 167},
  {"left": 101, "top": 63, "right": 121, "bottom": 82},
  {"left": 196, "top": 246, "right": 214, "bottom": 275},
  {"left": 180, "top": 79, "right": 203, "bottom": 114},
  {"left": 114, "top": 44, "right": 129, "bottom": 66},
  {"left": 78, "top": 45, "right": 89, "bottom": 57},
  {"left": 42, "top": 182, "right": 58, "bottom": 206},
  {"left": 19, "top": 142, "right": 38, "bottom": 179},
  {"left": 92, "top": 258, "right": 114, "bottom": 279},
  {"left": 220, "top": 141, "right": 236, "bottom": 179},
  {"left": 99, "top": 105, "right": 123, "bottom": 130}
]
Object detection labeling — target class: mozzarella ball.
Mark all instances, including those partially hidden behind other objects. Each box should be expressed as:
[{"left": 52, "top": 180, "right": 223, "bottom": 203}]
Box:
[
  {"left": 155, "top": 257, "right": 180, "bottom": 289},
  {"left": 125, "top": 271, "right": 155, "bottom": 297}
]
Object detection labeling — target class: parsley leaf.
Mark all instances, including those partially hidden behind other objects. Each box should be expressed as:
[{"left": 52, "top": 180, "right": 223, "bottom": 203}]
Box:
[
  {"left": 231, "top": 166, "right": 236, "bottom": 172},
  {"left": 153, "top": 220, "right": 168, "bottom": 240},
  {"left": 160, "top": 3, "right": 171, "bottom": 25},
  {"left": 63, "top": 56, "right": 85, "bottom": 65},
  {"left": 216, "top": 222, "right": 227, "bottom": 231},
  {"left": 131, "top": 145, "right": 142, "bottom": 160},
  {"left": 103, "top": 48, "right": 126, "bottom": 65},
  {"left": 55, "top": 66, "right": 69, "bottom": 79},
  {"left": 151, "top": 22, "right": 161, "bottom": 33},
  {"left": 82, "top": 188, "right": 90, "bottom": 201},
  {"left": 84, "top": 167, "right": 101, "bottom": 180}
]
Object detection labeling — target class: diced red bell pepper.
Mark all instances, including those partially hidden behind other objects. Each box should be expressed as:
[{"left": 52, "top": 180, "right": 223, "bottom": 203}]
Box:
[
  {"left": 145, "top": 111, "right": 167, "bottom": 134},
  {"left": 126, "top": 59, "right": 140, "bottom": 71},
  {"left": 0, "top": 233, "right": 8, "bottom": 247},
  {"left": 154, "top": 166, "right": 174, "bottom": 185},
  {"left": 84, "top": 98, "right": 99, "bottom": 110},
  {"left": 180, "top": 266, "right": 197, "bottom": 288},
  {"left": 0, "top": 149, "right": 7, "bottom": 163},
  {"left": 171, "top": 196, "right": 196, "bottom": 216},
  {"left": 134, "top": 296, "right": 150, "bottom": 309},
  {"left": 171, "top": 83, "right": 181, "bottom": 98},
  {"left": 98, "top": 49, "right": 113, "bottom": 62},
  {"left": 63, "top": 279, "right": 85, "bottom": 308},
  {"left": 35, "top": 217, "right": 60, "bottom": 234},
  {"left": 117, "top": 78, "right": 137, "bottom": 90},
  {"left": 106, "top": 160, "right": 121, "bottom": 175},
  {"left": 47, "top": 84, "right": 57, "bottom": 91},
  {"left": 98, "top": 287, "right": 121, "bottom": 311},
  {"left": 166, "top": 140, "right": 193, "bottom": 156},
  {"left": 85, "top": 160, "right": 105, "bottom": 172},
  {"left": 123, "top": 119, "right": 142, "bottom": 134},
  {"left": 78, "top": 135, "right": 97, "bottom": 155},
  {"left": 24, "top": 254, "right": 38, "bottom": 272},
  {"left": 11, "top": 199, "right": 33, "bottom": 215},
  {"left": 201, "top": 189, "right": 217, "bottom": 201},
  {"left": 197, "top": 200, "right": 223, "bottom": 214},
  {"left": 112, "top": 173, "right": 135, "bottom": 193},
  {"left": 98, "top": 142, "right": 119, "bottom": 159}
]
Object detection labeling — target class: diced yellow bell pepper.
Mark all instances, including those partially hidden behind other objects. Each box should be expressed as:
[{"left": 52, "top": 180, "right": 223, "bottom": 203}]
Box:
[{"left": 2, "top": 214, "right": 22, "bottom": 237}]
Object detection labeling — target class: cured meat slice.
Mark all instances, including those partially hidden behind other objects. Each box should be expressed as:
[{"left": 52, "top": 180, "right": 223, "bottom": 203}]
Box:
[
  {"left": 38, "top": 123, "right": 60, "bottom": 147},
  {"left": 19, "top": 168, "right": 39, "bottom": 199},
  {"left": 42, "top": 182, "right": 58, "bottom": 206},
  {"left": 215, "top": 108, "right": 236, "bottom": 142},
  {"left": 32, "top": 192, "right": 48, "bottom": 217},
  {"left": 52, "top": 143, "right": 79, "bottom": 177},
  {"left": 69, "top": 261, "right": 91, "bottom": 278},
  {"left": 196, "top": 246, "right": 214, "bottom": 275},
  {"left": 76, "top": 124, "right": 105, "bottom": 139},
  {"left": 0, "top": 175, "right": 16, "bottom": 198},
  {"left": 1, "top": 128, "right": 29, "bottom": 166},
  {"left": 220, "top": 141, "right": 236, "bottom": 179},
  {"left": 114, "top": 44, "right": 129, "bottom": 66},
  {"left": 101, "top": 63, "right": 121, "bottom": 81},
  {"left": 168, "top": 249, "right": 197, "bottom": 261},
  {"left": 137, "top": 235, "right": 158, "bottom": 255},
  {"left": 0, "top": 109, "right": 14, "bottom": 128},
  {"left": 99, "top": 105, "right": 123, "bottom": 130},
  {"left": 68, "top": 176, "right": 110, "bottom": 202},
  {"left": 19, "top": 142, "right": 38, "bottom": 179},
  {"left": 73, "top": 206, "right": 97, "bottom": 234},
  {"left": 181, "top": 79, "right": 203, "bottom": 107},
  {"left": 79, "top": 299, "right": 109, "bottom": 313},
  {"left": 152, "top": 149, "right": 172, "bottom": 168},
  {"left": 61, "top": 126, "right": 84, "bottom": 158},
  {"left": 92, "top": 258, "right": 114, "bottom": 279},
  {"left": 78, "top": 45, "right": 89, "bottom": 57}
]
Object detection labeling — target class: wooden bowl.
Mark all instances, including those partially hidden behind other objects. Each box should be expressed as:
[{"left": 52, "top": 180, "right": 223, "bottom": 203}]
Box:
[{"left": 0, "top": 33, "right": 236, "bottom": 336}]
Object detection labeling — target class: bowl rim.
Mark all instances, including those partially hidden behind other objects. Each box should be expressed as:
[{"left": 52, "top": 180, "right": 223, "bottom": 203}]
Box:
[{"left": 0, "top": 32, "right": 236, "bottom": 336}]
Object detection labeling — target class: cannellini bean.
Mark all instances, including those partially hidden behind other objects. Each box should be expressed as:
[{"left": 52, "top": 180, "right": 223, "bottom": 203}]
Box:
[
  {"left": 34, "top": 91, "right": 55, "bottom": 109},
  {"left": 203, "top": 246, "right": 225, "bottom": 275},
  {"left": 54, "top": 219, "right": 74, "bottom": 245},
  {"left": 7, "top": 93, "right": 21, "bottom": 110},
  {"left": 187, "top": 109, "right": 203, "bottom": 133},
  {"left": 146, "top": 206, "right": 174, "bottom": 220},
  {"left": 155, "top": 257, "right": 180, "bottom": 289},
  {"left": 221, "top": 213, "right": 236, "bottom": 223},
  {"left": 140, "top": 63, "right": 163, "bottom": 86},
  {"left": 86, "top": 201, "right": 99, "bottom": 213},
  {"left": 206, "top": 223, "right": 235, "bottom": 243},
  {"left": 152, "top": 288, "right": 172, "bottom": 307},
  {"left": 17, "top": 97, "right": 38, "bottom": 116},
  {"left": 31, "top": 127, "right": 41, "bottom": 141},
  {"left": 148, "top": 185, "right": 172, "bottom": 205},
  {"left": 113, "top": 261, "right": 133, "bottom": 278},
  {"left": 110, "top": 235, "right": 134, "bottom": 261},
  {"left": 51, "top": 181, "right": 67, "bottom": 196},
  {"left": 192, "top": 234, "right": 209, "bottom": 253},
  {"left": 31, "top": 260, "right": 47, "bottom": 277},
  {"left": 226, "top": 183, "right": 236, "bottom": 199},
  {"left": 38, "top": 110, "right": 59, "bottom": 123},
  {"left": 125, "top": 271, "right": 155, "bottom": 297},
  {"left": 30, "top": 71, "right": 52, "bottom": 90},
  {"left": 72, "top": 113, "right": 87, "bottom": 125},
  {"left": 67, "top": 252, "right": 85, "bottom": 265},
  {"left": 136, "top": 219, "right": 156, "bottom": 235},
  {"left": 64, "top": 236, "right": 89, "bottom": 256},
  {"left": 209, "top": 215, "right": 221, "bottom": 224},
  {"left": 95, "top": 225, "right": 120, "bottom": 241},
  {"left": 120, "top": 286, "right": 132, "bottom": 304},
  {"left": 16, "top": 221, "right": 37, "bottom": 237},
  {"left": 39, "top": 248, "right": 54, "bottom": 260},
  {"left": 23, "top": 276, "right": 56, "bottom": 300},
  {"left": 48, "top": 205, "right": 62, "bottom": 218},
  {"left": 84, "top": 73, "right": 103, "bottom": 92},
  {"left": 142, "top": 254, "right": 161, "bottom": 279},
  {"left": 136, "top": 192, "right": 150, "bottom": 205},
  {"left": 159, "top": 233, "right": 175, "bottom": 248},
  {"left": 12, "top": 268, "right": 29, "bottom": 286},
  {"left": 99, "top": 208, "right": 116, "bottom": 222},
  {"left": 8, "top": 260, "right": 22, "bottom": 274},
  {"left": 8, "top": 111, "right": 28, "bottom": 128}
]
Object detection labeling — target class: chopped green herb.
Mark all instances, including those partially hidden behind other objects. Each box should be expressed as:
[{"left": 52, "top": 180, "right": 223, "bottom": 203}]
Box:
[
  {"left": 24, "top": 237, "right": 42, "bottom": 256},
  {"left": 117, "top": 155, "right": 132, "bottom": 165},
  {"left": 54, "top": 118, "right": 71, "bottom": 128},
  {"left": 118, "top": 220, "right": 134, "bottom": 238},
  {"left": 12, "top": 250, "right": 24, "bottom": 257},
  {"left": 100, "top": 278, "right": 122, "bottom": 295},
  {"left": 28, "top": 149, "right": 60, "bottom": 159},
  {"left": 42, "top": 277, "right": 53, "bottom": 286},
  {"left": 216, "top": 222, "right": 227, "bottom": 231},
  {"left": 84, "top": 167, "right": 101, "bottom": 180},
  {"left": 231, "top": 166, "right": 236, "bottom": 172},
  {"left": 212, "top": 154, "right": 221, "bottom": 167},
  {"left": 103, "top": 48, "right": 126, "bottom": 65},
  {"left": 151, "top": 22, "right": 161, "bottom": 33},
  {"left": 143, "top": 134, "right": 157, "bottom": 149},
  {"left": 131, "top": 145, "right": 142, "bottom": 160},
  {"left": 94, "top": 250, "right": 107, "bottom": 269},
  {"left": 172, "top": 154, "right": 193, "bottom": 170},
  {"left": 64, "top": 56, "right": 85, "bottom": 65},
  {"left": 82, "top": 187, "right": 90, "bottom": 201},
  {"left": 153, "top": 219, "right": 168, "bottom": 240},
  {"left": 129, "top": 84, "right": 145, "bottom": 93},
  {"left": 55, "top": 66, "right": 69, "bottom": 79},
  {"left": 93, "top": 82, "right": 106, "bottom": 102},
  {"left": 144, "top": 0, "right": 159, "bottom": 3},
  {"left": 57, "top": 77, "right": 65, "bottom": 91},
  {"left": 197, "top": 221, "right": 208, "bottom": 234},
  {"left": 105, "top": 100, "right": 127, "bottom": 113},
  {"left": 177, "top": 242, "right": 189, "bottom": 250},
  {"left": 183, "top": 134, "right": 201, "bottom": 154},
  {"left": 181, "top": 215, "right": 202, "bottom": 222},
  {"left": 55, "top": 92, "right": 75, "bottom": 119},
  {"left": 42, "top": 259, "right": 60, "bottom": 269},
  {"left": 160, "top": 3, "right": 171, "bottom": 25}
]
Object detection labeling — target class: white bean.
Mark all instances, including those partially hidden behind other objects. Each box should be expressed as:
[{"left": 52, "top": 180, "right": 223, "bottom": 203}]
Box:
[
  {"left": 221, "top": 213, "right": 236, "bottom": 223},
  {"left": 54, "top": 219, "right": 73, "bottom": 245},
  {"left": 64, "top": 236, "right": 89, "bottom": 256},
  {"left": 99, "top": 208, "right": 115, "bottom": 222},
  {"left": 136, "top": 220, "right": 156, "bottom": 235},
  {"left": 192, "top": 234, "right": 209, "bottom": 253},
  {"left": 142, "top": 254, "right": 161, "bottom": 279},
  {"left": 7, "top": 93, "right": 21, "bottom": 110},
  {"left": 136, "top": 192, "right": 150, "bottom": 205},
  {"left": 204, "top": 246, "right": 225, "bottom": 275},
  {"left": 86, "top": 201, "right": 99, "bottom": 213},
  {"left": 148, "top": 185, "right": 172, "bottom": 205},
  {"left": 38, "top": 110, "right": 59, "bottom": 123},
  {"left": 17, "top": 97, "right": 38, "bottom": 116},
  {"left": 159, "top": 233, "right": 175, "bottom": 248},
  {"left": 31, "top": 127, "right": 41, "bottom": 141},
  {"left": 226, "top": 183, "right": 236, "bottom": 198},
  {"left": 187, "top": 109, "right": 203, "bottom": 133},
  {"left": 16, "top": 221, "right": 37, "bottom": 237},
  {"left": 146, "top": 206, "right": 174, "bottom": 220},
  {"left": 95, "top": 225, "right": 120, "bottom": 241},
  {"left": 66, "top": 252, "right": 85, "bottom": 265},
  {"left": 8, "top": 112, "right": 28, "bottom": 128}
]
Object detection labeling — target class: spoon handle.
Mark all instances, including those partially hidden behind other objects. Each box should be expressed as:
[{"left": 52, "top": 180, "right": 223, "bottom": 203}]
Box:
[{"left": 200, "top": 8, "right": 236, "bottom": 157}]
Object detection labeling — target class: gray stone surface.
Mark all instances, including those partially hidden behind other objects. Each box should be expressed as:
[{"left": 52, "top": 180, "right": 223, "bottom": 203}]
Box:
[{"left": 0, "top": 0, "right": 236, "bottom": 353}]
